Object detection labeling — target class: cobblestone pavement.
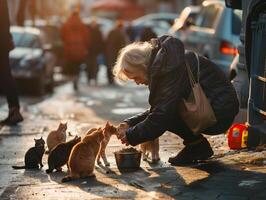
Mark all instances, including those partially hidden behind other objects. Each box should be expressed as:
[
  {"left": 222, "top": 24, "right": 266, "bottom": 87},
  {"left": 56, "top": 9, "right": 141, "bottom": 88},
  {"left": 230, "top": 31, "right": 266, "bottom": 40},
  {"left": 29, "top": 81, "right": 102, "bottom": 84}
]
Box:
[{"left": 0, "top": 80, "right": 265, "bottom": 200}]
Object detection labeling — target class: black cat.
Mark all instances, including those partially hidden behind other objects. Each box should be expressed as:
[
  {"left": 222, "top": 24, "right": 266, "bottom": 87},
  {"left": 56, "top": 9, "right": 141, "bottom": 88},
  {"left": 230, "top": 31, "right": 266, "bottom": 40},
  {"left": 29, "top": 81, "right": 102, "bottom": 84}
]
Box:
[
  {"left": 46, "top": 136, "right": 81, "bottom": 173},
  {"left": 12, "top": 137, "right": 45, "bottom": 169}
]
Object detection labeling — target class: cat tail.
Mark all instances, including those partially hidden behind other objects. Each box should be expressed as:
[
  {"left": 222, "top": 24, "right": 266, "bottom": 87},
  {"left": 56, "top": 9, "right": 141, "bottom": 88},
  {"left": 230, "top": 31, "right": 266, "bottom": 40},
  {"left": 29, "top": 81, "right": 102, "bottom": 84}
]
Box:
[
  {"left": 12, "top": 165, "right": 26, "bottom": 169},
  {"left": 61, "top": 176, "right": 73, "bottom": 183}
]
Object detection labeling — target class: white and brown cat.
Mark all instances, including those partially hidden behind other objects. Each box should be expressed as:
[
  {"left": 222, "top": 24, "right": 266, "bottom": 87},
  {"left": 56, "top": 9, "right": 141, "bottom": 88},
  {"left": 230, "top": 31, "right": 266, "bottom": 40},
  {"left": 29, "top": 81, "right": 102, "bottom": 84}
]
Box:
[
  {"left": 46, "top": 122, "right": 67, "bottom": 153},
  {"left": 62, "top": 128, "right": 104, "bottom": 182},
  {"left": 96, "top": 122, "right": 117, "bottom": 166},
  {"left": 140, "top": 138, "right": 160, "bottom": 163}
]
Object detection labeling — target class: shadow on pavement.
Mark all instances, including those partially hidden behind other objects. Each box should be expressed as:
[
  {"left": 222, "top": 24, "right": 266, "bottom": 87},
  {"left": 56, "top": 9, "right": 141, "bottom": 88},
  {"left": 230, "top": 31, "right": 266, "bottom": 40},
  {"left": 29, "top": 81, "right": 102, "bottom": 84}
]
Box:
[{"left": 46, "top": 168, "right": 138, "bottom": 199}]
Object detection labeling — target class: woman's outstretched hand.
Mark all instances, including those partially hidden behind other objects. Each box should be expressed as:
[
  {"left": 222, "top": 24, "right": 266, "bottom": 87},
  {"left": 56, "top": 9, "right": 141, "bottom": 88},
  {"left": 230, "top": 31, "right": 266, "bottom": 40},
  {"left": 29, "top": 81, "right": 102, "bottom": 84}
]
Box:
[{"left": 117, "top": 122, "right": 130, "bottom": 146}]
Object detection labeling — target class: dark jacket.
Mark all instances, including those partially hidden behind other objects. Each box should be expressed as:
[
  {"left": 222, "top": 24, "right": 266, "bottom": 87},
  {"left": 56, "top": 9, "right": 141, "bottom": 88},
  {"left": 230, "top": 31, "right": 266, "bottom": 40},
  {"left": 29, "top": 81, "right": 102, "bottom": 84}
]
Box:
[
  {"left": 89, "top": 24, "right": 104, "bottom": 56},
  {"left": 125, "top": 35, "right": 239, "bottom": 146},
  {"left": 0, "top": 0, "right": 14, "bottom": 55},
  {"left": 105, "top": 27, "right": 127, "bottom": 67}
]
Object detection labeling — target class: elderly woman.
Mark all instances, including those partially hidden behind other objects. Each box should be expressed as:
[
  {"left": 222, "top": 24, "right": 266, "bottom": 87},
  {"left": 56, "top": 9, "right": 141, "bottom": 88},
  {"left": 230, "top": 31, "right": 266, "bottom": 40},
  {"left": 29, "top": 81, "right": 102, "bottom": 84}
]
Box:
[{"left": 114, "top": 35, "right": 239, "bottom": 165}]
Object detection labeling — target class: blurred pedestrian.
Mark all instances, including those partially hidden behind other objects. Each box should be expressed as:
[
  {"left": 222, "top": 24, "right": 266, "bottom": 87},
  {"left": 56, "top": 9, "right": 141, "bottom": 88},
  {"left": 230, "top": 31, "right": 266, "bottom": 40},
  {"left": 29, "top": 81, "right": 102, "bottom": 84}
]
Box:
[
  {"left": 86, "top": 18, "right": 104, "bottom": 86},
  {"left": 60, "top": 10, "right": 89, "bottom": 91},
  {"left": 114, "top": 35, "right": 239, "bottom": 166},
  {"left": 105, "top": 20, "right": 127, "bottom": 85},
  {"left": 0, "top": 0, "right": 23, "bottom": 126},
  {"left": 139, "top": 26, "right": 157, "bottom": 42},
  {"left": 125, "top": 22, "right": 135, "bottom": 42}
]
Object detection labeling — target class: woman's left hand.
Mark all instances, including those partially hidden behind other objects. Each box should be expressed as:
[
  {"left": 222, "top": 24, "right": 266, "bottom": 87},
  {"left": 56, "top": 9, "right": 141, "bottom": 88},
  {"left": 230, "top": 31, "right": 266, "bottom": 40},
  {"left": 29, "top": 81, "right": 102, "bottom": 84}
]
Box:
[
  {"left": 121, "top": 135, "right": 129, "bottom": 146},
  {"left": 118, "top": 129, "right": 129, "bottom": 146}
]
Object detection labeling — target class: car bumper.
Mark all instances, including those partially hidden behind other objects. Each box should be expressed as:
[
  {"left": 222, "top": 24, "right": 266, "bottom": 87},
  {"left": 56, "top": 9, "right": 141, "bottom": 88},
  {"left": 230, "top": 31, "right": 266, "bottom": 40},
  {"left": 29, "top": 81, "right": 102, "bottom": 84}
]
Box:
[{"left": 12, "top": 70, "right": 41, "bottom": 79}]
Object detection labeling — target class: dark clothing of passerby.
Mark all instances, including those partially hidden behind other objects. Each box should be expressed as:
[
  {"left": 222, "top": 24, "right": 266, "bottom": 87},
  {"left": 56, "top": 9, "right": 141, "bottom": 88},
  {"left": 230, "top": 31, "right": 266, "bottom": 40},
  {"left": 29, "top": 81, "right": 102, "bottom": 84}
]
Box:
[
  {"left": 86, "top": 23, "right": 104, "bottom": 85},
  {"left": 126, "top": 24, "right": 135, "bottom": 42},
  {"left": 140, "top": 27, "right": 157, "bottom": 42},
  {"left": 124, "top": 36, "right": 239, "bottom": 164},
  {"left": 105, "top": 25, "right": 127, "bottom": 84},
  {"left": 0, "top": 0, "right": 23, "bottom": 125},
  {"left": 61, "top": 12, "right": 89, "bottom": 90}
]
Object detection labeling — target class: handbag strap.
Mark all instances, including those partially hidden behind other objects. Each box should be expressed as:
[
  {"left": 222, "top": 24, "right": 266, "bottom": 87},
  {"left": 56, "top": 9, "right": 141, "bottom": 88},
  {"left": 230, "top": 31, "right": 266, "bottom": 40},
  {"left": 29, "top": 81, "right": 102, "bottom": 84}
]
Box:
[{"left": 184, "top": 52, "right": 200, "bottom": 86}]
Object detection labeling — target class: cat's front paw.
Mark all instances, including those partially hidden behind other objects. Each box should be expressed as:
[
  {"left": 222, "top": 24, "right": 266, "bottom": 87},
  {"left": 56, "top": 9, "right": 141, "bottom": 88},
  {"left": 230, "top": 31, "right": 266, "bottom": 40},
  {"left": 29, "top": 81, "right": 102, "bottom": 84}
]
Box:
[
  {"left": 97, "top": 160, "right": 102, "bottom": 165},
  {"left": 151, "top": 158, "right": 160, "bottom": 164},
  {"left": 143, "top": 157, "right": 148, "bottom": 161}
]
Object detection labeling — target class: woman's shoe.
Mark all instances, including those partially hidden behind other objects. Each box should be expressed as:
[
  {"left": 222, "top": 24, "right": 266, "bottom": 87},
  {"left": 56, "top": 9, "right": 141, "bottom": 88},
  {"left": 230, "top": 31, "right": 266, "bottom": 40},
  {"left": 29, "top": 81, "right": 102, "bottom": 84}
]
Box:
[{"left": 168, "top": 137, "right": 213, "bottom": 166}]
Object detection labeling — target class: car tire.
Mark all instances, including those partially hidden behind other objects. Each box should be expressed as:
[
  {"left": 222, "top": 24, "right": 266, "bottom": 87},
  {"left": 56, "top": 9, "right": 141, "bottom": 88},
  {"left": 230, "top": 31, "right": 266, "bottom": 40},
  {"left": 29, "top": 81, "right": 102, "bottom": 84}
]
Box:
[
  {"left": 32, "top": 76, "right": 45, "bottom": 96},
  {"left": 46, "top": 78, "right": 54, "bottom": 93}
]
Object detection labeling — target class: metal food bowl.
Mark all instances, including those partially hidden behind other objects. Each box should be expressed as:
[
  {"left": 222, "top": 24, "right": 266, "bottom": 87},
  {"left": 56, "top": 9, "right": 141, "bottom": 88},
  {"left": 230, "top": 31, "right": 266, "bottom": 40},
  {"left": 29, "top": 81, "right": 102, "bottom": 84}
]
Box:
[{"left": 114, "top": 148, "right": 141, "bottom": 171}]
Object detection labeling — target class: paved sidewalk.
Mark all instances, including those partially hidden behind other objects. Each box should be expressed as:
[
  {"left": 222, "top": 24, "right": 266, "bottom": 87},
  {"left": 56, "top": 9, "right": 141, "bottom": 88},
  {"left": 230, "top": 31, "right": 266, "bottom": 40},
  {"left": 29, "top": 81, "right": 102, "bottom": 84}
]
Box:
[{"left": 0, "top": 83, "right": 265, "bottom": 200}]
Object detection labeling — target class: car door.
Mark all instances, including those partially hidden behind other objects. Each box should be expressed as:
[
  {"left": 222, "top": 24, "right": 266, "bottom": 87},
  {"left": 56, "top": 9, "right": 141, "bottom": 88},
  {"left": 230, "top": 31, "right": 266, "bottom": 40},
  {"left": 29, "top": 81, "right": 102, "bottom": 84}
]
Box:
[{"left": 181, "top": 3, "right": 223, "bottom": 58}]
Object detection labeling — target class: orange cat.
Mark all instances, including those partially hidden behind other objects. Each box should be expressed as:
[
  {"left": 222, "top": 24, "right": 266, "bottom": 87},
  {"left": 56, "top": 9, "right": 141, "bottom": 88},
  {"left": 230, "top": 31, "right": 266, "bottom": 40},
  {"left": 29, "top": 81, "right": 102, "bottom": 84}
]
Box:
[
  {"left": 46, "top": 122, "right": 67, "bottom": 153},
  {"left": 140, "top": 138, "right": 160, "bottom": 163},
  {"left": 62, "top": 128, "right": 104, "bottom": 182},
  {"left": 96, "top": 122, "right": 117, "bottom": 166}
]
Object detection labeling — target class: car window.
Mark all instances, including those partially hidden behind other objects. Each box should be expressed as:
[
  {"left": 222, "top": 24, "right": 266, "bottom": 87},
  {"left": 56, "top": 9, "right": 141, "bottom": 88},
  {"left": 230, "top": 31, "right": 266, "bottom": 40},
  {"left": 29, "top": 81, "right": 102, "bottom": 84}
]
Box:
[
  {"left": 11, "top": 31, "right": 41, "bottom": 48},
  {"left": 232, "top": 9, "right": 242, "bottom": 35},
  {"left": 188, "top": 12, "right": 198, "bottom": 22},
  {"left": 12, "top": 32, "right": 23, "bottom": 47},
  {"left": 22, "top": 33, "right": 41, "bottom": 48},
  {"left": 195, "top": 4, "right": 222, "bottom": 28}
]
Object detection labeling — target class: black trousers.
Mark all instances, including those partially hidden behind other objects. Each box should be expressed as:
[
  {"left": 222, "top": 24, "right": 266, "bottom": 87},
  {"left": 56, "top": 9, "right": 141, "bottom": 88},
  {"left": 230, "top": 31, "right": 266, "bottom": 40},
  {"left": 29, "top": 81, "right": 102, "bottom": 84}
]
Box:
[
  {"left": 86, "top": 55, "right": 99, "bottom": 81},
  {"left": 0, "top": 51, "right": 20, "bottom": 108},
  {"left": 168, "top": 114, "right": 235, "bottom": 145}
]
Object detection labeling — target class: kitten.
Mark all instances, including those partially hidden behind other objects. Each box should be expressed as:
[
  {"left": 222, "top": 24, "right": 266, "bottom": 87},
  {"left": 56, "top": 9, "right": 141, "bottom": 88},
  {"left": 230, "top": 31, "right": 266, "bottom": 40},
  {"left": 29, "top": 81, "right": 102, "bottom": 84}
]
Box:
[
  {"left": 46, "top": 122, "right": 67, "bottom": 153},
  {"left": 61, "top": 128, "right": 104, "bottom": 182},
  {"left": 97, "top": 121, "right": 118, "bottom": 166},
  {"left": 46, "top": 135, "right": 81, "bottom": 173},
  {"left": 140, "top": 138, "right": 160, "bottom": 163},
  {"left": 12, "top": 137, "right": 45, "bottom": 169}
]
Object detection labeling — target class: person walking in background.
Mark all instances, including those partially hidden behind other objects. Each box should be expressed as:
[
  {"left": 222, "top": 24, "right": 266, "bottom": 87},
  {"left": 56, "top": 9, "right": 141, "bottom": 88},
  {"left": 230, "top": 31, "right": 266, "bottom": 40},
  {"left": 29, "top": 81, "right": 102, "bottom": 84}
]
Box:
[
  {"left": 139, "top": 26, "right": 157, "bottom": 42},
  {"left": 0, "top": 0, "right": 23, "bottom": 126},
  {"left": 105, "top": 20, "right": 127, "bottom": 85},
  {"left": 60, "top": 10, "right": 89, "bottom": 91},
  {"left": 86, "top": 18, "right": 104, "bottom": 86},
  {"left": 125, "top": 22, "right": 135, "bottom": 42}
]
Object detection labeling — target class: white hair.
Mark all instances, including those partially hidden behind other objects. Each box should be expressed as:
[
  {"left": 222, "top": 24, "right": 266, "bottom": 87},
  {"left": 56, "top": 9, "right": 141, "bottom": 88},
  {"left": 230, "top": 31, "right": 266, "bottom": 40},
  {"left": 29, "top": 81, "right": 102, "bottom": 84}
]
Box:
[{"left": 113, "top": 41, "right": 153, "bottom": 81}]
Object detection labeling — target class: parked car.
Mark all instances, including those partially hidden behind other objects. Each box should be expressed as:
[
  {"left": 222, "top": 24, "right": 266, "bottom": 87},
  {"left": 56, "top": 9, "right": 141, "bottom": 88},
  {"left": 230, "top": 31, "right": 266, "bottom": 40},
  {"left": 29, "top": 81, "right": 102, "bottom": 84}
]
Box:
[
  {"left": 132, "top": 13, "right": 179, "bottom": 27},
  {"left": 82, "top": 16, "right": 114, "bottom": 39},
  {"left": 9, "top": 26, "right": 55, "bottom": 95},
  {"left": 129, "top": 12, "right": 179, "bottom": 40},
  {"left": 177, "top": 0, "right": 242, "bottom": 76},
  {"left": 168, "top": 5, "right": 201, "bottom": 36}
]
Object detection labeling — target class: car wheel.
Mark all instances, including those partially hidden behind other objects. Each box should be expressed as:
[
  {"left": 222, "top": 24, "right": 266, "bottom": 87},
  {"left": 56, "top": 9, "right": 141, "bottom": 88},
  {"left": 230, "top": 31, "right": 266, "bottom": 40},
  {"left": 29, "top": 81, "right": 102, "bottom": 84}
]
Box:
[
  {"left": 32, "top": 76, "right": 45, "bottom": 96},
  {"left": 46, "top": 78, "right": 54, "bottom": 93}
]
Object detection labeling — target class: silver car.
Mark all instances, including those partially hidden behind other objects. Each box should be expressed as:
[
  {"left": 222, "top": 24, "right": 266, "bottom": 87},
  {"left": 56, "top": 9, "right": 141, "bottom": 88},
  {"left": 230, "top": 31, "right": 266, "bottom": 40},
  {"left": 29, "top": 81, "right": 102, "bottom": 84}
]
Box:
[
  {"left": 177, "top": 0, "right": 242, "bottom": 76},
  {"left": 9, "top": 26, "right": 55, "bottom": 95},
  {"left": 168, "top": 5, "right": 201, "bottom": 36}
]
